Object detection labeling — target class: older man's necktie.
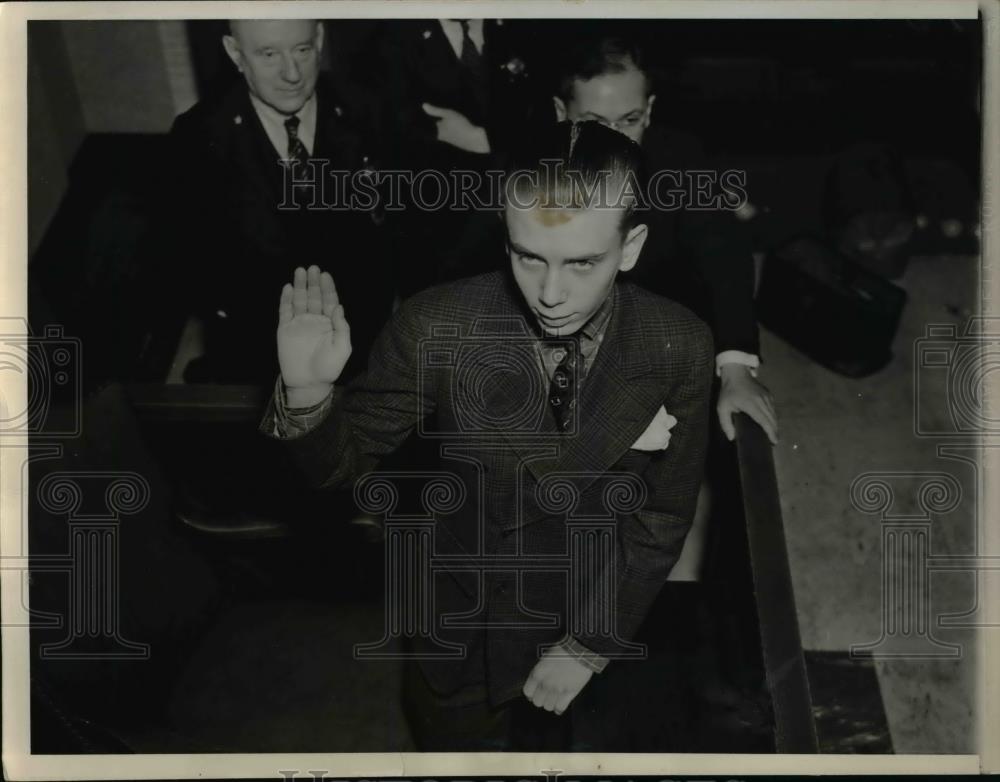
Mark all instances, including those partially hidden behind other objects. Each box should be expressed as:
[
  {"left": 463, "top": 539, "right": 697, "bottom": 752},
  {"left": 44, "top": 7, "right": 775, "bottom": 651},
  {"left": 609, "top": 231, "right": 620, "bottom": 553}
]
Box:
[
  {"left": 284, "top": 115, "right": 309, "bottom": 164},
  {"left": 547, "top": 338, "right": 579, "bottom": 433}
]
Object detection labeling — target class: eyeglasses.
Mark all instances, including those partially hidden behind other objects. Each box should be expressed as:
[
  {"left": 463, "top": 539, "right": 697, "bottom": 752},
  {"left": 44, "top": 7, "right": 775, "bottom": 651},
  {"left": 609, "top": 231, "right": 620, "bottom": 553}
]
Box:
[{"left": 577, "top": 109, "right": 648, "bottom": 133}]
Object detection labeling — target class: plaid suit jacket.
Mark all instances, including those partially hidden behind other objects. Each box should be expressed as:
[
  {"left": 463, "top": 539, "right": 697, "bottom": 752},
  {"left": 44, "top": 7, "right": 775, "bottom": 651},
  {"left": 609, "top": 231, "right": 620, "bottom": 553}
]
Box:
[{"left": 262, "top": 270, "right": 713, "bottom": 704}]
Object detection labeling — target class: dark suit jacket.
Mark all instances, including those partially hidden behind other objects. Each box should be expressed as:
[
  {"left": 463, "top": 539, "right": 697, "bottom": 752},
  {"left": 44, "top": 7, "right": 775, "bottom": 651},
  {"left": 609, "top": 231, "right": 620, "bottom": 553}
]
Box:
[
  {"left": 166, "top": 74, "right": 393, "bottom": 383},
  {"left": 371, "top": 21, "right": 539, "bottom": 295},
  {"left": 263, "top": 270, "right": 714, "bottom": 705},
  {"left": 373, "top": 19, "right": 535, "bottom": 168},
  {"left": 628, "top": 124, "right": 760, "bottom": 357}
]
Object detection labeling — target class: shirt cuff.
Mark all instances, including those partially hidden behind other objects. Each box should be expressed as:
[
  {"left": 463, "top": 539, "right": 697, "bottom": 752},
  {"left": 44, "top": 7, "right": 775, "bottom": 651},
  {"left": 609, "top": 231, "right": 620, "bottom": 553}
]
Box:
[
  {"left": 271, "top": 375, "right": 335, "bottom": 438},
  {"left": 553, "top": 635, "right": 610, "bottom": 673},
  {"left": 716, "top": 350, "right": 760, "bottom": 378}
]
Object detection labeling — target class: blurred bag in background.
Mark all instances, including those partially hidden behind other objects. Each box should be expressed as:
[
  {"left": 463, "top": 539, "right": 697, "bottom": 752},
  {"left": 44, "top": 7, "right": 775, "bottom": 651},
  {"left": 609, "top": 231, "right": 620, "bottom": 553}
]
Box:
[{"left": 757, "top": 236, "right": 907, "bottom": 377}]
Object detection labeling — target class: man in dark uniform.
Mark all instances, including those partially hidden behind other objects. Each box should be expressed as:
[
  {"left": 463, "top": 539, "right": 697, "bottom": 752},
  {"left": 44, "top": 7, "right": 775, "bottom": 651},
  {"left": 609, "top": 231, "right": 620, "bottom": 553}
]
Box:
[
  {"left": 163, "top": 20, "right": 393, "bottom": 533},
  {"left": 168, "top": 19, "right": 392, "bottom": 385},
  {"left": 552, "top": 33, "right": 777, "bottom": 448},
  {"left": 371, "top": 19, "right": 540, "bottom": 296}
]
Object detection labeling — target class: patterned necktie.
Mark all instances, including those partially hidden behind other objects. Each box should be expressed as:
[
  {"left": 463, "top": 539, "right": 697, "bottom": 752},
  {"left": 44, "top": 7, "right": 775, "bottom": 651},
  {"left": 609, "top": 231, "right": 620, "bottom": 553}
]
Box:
[
  {"left": 547, "top": 338, "right": 579, "bottom": 433},
  {"left": 284, "top": 115, "right": 309, "bottom": 164},
  {"left": 458, "top": 20, "right": 483, "bottom": 74}
]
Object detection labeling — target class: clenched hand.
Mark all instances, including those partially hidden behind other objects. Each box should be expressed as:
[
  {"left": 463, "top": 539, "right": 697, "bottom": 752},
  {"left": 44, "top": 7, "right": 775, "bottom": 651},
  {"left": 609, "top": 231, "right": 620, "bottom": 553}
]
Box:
[{"left": 522, "top": 647, "right": 594, "bottom": 716}]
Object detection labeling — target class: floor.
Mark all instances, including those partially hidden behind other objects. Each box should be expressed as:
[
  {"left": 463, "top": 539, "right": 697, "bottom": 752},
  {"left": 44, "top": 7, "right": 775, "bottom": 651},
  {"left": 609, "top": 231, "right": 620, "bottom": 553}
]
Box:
[{"left": 766, "top": 251, "right": 980, "bottom": 754}]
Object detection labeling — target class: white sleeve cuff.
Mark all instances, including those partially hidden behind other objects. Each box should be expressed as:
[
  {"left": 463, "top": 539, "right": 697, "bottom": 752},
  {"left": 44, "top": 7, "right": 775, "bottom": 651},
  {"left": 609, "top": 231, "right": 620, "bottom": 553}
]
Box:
[{"left": 716, "top": 351, "right": 760, "bottom": 377}]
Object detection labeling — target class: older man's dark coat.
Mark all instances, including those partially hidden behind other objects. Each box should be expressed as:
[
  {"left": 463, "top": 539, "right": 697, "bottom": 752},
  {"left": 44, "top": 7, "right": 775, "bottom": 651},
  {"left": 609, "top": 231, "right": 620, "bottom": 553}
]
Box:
[{"left": 166, "top": 74, "right": 392, "bottom": 384}]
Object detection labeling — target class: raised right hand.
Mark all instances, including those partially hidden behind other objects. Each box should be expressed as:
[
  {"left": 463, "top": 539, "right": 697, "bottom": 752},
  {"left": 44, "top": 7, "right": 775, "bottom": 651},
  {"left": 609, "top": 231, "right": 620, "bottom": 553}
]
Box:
[{"left": 277, "top": 265, "right": 351, "bottom": 399}]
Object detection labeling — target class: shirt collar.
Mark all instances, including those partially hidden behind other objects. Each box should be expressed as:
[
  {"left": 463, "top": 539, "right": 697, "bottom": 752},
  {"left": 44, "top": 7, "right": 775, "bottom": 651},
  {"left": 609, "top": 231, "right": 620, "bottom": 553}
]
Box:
[
  {"left": 438, "top": 19, "right": 485, "bottom": 57},
  {"left": 579, "top": 285, "right": 616, "bottom": 343},
  {"left": 247, "top": 90, "right": 318, "bottom": 156}
]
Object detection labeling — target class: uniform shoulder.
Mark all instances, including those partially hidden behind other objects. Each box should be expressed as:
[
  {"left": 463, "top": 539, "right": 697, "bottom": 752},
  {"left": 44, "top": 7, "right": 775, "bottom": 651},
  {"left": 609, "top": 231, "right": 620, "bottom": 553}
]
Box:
[{"left": 169, "top": 83, "right": 247, "bottom": 140}]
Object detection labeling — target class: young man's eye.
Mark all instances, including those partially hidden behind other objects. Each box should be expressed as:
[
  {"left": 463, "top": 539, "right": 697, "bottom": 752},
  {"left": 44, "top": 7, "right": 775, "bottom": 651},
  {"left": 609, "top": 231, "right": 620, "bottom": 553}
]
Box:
[{"left": 570, "top": 260, "right": 595, "bottom": 270}]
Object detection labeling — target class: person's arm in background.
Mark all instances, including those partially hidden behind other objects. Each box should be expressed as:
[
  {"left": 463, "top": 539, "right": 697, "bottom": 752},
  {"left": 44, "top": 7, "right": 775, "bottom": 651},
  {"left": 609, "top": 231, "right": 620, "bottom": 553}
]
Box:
[
  {"left": 678, "top": 206, "right": 778, "bottom": 444},
  {"left": 643, "top": 125, "right": 777, "bottom": 444},
  {"left": 369, "top": 21, "right": 447, "bottom": 166}
]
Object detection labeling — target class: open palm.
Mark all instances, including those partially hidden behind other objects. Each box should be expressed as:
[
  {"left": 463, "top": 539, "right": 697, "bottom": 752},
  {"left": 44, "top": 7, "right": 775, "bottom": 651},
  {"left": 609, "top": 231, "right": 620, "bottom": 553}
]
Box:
[{"left": 277, "top": 265, "right": 352, "bottom": 390}]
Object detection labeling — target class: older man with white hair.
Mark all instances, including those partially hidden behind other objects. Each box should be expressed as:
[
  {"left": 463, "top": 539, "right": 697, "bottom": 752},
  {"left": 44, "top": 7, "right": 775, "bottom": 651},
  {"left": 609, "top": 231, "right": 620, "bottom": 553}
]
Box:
[{"left": 169, "top": 19, "right": 392, "bottom": 385}]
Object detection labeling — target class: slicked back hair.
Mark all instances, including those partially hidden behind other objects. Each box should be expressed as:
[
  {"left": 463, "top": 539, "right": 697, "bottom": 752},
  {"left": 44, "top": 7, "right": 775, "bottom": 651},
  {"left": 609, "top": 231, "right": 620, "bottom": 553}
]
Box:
[{"left": 504, "top": 120, "right": 647, "bottom": 237}]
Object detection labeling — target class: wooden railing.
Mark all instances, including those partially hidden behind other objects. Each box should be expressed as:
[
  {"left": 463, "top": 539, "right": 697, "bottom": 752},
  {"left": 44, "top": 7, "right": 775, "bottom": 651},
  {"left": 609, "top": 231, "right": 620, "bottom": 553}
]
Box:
[
  {"left": 733, "top": 412, "right": 819, "bottom": 753},
  {"left": 125, "top": 382, "right": 265, "bottom": 423}
]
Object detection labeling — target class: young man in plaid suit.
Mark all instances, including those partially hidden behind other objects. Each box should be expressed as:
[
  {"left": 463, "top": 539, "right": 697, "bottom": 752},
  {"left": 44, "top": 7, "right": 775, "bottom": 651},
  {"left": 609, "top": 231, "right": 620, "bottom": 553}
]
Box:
[{"left": 259, "top": 121, "right": 713, "bottom": 750}]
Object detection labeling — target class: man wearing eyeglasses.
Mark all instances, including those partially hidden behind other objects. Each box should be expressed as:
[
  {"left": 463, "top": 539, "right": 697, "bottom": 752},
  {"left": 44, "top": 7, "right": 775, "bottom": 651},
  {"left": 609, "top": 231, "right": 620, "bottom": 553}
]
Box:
[
  {"left": 553, "top": 33, "right": 777, "bottom": 446},
  {"left": 551, "top": 32, "right": 777, "bottom": 588}
]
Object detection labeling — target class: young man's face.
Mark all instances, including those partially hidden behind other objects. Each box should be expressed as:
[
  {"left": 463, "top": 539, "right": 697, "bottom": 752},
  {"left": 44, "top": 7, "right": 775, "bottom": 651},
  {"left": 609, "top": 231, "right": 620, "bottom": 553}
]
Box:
[
  {"left": 506, "top": 202, "right": 647, "bottom": 336},
  {"left": 554, "top": 65, "right": 655, "bottom": 145},
  {"left": 223, "top": 20, "right": 323, "bottom": 115}
]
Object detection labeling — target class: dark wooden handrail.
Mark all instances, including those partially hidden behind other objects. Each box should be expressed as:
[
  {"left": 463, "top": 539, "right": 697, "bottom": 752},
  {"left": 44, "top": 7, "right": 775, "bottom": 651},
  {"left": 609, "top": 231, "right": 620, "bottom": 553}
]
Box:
[
  {"left": 733, "top": 412, "right": 819, "bottom": 753},
  {"left": 124, "top": 382, "right": 266, "bottom": 424}
]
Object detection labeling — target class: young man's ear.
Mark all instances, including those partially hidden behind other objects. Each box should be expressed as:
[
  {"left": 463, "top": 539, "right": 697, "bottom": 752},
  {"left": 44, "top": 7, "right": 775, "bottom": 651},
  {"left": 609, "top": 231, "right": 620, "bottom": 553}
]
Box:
[
  {"left": 552, "top": 96, "right": 568, "bottom": 122},
  {"left": 222, "top": 34, "right": 242, "bottom": 72},
  {"left": 618, "top": 223, "right": 649, "bottom": 273},
  {"left": 644, "top": 94, "right": 657, "bottom": 127}
]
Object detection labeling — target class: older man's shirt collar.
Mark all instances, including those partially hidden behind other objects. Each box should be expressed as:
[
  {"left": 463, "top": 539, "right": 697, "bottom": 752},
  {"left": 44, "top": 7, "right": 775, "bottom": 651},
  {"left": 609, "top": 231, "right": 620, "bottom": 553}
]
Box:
[{"left": 247, "top": 90, "right": 317, "bottom": 158}]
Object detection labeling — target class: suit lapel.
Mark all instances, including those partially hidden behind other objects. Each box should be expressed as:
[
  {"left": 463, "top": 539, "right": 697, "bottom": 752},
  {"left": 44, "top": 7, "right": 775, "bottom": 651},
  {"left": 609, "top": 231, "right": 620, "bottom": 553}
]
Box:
[
  {"left": 474, "top": 277, "right": 561, "bottom": 447},
  {"left": 311, "top": 81, "right": 358, "bottom": 165},
  {"left": 525, "top": 285, "right": 666, "bottom": 483},
  {"left": 225, "top": 88, "right": 288, "bottom": 202},
  {"left": 485, "top": 283, "right": 667, "bottom": 490}
]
